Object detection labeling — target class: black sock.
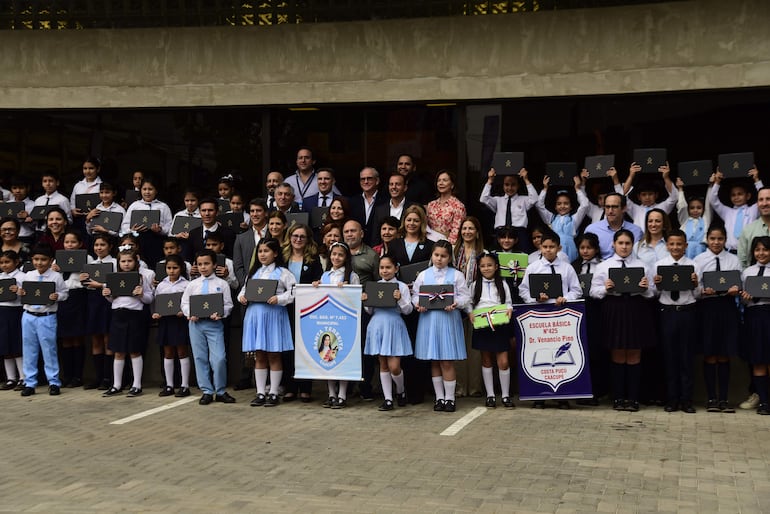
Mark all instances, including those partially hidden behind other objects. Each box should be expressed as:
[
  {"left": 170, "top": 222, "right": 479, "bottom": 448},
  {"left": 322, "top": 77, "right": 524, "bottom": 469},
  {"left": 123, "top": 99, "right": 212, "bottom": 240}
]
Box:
[
  {"left": 93, "top": 354, "right": 105, "bottom": 384},
  {"left": 626, "top": 364, "right": 641, "bottom": 402},
  {"left": 703, "top": 362, "right": 717, "bottom": 400},
  {"left": 60, "top": 347, "right": 73, "bottom": 384},
  {"left": 611, "top": 362, "right": 625, "bottom": 400},
  {"left": 717, "top": 362, "right": 730, "bottom": 401},
  {"left": 753, "top": 375, "right": 769, "bottom": 405},
  {"left": 104, "top": 354, "right": 114, "bottom": 384},
  {"left": 72, "top": 346, "right": 84, "bottom": 381}
]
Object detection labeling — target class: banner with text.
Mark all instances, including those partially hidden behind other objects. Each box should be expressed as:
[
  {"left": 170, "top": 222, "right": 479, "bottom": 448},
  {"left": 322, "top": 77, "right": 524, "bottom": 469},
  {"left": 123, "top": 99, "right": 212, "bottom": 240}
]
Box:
[
  {"left": 294, "top": 284, "right": 363, "bottom": 381},
  {"left": 513, "top": 301, "right": 592, "bottom": 400}
]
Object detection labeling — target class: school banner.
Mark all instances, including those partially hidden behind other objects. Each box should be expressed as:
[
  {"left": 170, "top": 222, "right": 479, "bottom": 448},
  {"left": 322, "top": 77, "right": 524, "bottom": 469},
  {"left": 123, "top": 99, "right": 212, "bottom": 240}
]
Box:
[
  {"left": 513, "top": 301, "right": 592, "bottom": 400},
  {"left": 294, "top": 284, "right": 363, "bottom": 381}
]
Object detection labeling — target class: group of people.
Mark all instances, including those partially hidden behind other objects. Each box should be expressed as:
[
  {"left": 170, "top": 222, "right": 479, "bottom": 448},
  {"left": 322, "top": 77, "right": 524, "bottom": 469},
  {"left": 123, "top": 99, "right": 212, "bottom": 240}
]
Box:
[{"left": 1, "top": 147, "right": 770, "bottom": 416}]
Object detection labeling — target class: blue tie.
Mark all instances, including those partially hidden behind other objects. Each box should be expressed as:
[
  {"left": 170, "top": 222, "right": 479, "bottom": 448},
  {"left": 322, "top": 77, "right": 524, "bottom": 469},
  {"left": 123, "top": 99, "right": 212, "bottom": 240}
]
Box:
[
  {"left": 201, "top": 278, "right": 209, "bottom": 294},
  {"left": 734, "top": 207, "right": 746, "bottom": 238}
]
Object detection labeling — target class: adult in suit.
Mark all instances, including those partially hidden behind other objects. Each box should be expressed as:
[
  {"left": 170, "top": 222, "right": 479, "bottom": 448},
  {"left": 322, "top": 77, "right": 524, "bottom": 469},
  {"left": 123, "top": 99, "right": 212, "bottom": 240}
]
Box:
[
  {"left": 348, "top": 166, "right": 387, "bottom": 248},
  {"left": 264, "top": 171, "right": 283, "bottom": 211},
  {"left": 287, "top": 146, "right": 341, "bottom": 210},
  {"left": 184, "top": 198, "right": 235, "bottom": 262},
  {"left": 301, "top": 168, "right": 341, "bottom": 214},
  {"left": 397, "top": 153, "right": 433, "bottom": 206},
  {"left": 371, "top": 173, "right": 419, "bottom": 246},
  {"left": 271, "top": 182, "right": 302, "bottom": 215},
  {"left": 233, "top": 198, "right": 269, "bottom": 286}
]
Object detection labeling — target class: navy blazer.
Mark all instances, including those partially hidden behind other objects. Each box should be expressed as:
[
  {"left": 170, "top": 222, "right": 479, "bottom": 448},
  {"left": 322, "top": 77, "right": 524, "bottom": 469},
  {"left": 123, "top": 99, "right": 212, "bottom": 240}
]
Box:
[
  {"left": 348, "top": 192, "right": 388, "bottom": 247},
  {"left": 370, "top": 199, "right": 420, "bottom": 246}
]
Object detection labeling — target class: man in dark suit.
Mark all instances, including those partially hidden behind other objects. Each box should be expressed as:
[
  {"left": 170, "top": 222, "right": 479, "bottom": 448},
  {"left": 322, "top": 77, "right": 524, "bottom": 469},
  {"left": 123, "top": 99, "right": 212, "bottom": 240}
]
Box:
[
  {"left": 184, "top": 198, "right": 235, "bottom": 262},
  {"left": 371, "top": 172, "right": 419, "bottom": 246},
  {"left": 348, "top": 166, "right": 387, "bottom": 247},
  {"left": 398, "top": 153, "right": 433, "bottom": 206},
  {"left": 271, "top": 182, "right": 302, "bottom": 214},
  {"left": 233, "top": 198, "right": 268, "bottom": 285},
  {"left": 301, "top": 168, "right": 340, "bottom": 214}
]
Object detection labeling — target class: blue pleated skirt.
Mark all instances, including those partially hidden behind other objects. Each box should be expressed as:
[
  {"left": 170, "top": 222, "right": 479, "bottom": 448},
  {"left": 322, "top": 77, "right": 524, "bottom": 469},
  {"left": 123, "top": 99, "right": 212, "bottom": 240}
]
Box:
[
  {"left": 414, "top": 309, "right": 466, "bottom": 361},
  {"left": 364, "top": 308, "right": 413, "bottom": 357},
  {"left": 242, "top": 302, "right": 293, "bottom": 352}
]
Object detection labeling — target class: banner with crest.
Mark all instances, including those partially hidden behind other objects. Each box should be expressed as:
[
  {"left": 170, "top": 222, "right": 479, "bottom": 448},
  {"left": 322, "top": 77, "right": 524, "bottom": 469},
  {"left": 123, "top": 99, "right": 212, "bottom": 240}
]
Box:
[
  {"left": 294, "top": 284, "right": 363, "bottom": 381},
  {"left": 513, "top": 301, "right": 592, "bottom": 400}
]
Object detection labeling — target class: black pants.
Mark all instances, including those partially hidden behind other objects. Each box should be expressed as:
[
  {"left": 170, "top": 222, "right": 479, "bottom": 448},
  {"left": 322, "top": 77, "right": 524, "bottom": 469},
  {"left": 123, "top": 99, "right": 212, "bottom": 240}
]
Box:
[{"left": 660, "top": 306, "right": 696, "bottom": 405}]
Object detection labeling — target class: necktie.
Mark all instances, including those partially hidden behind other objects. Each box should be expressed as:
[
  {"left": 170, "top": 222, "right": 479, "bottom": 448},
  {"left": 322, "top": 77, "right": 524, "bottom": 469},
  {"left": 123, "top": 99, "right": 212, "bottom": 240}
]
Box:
[
  {"left": 734, "top": 207, "right": 746, "bottom": 238},
  {"left": 760, "top": 266, "right": 766, "bottom": 277},
  {"left": 321, "top": 196, "right": 328, "bottom": 208},
  {"left": 505, "top": 196, "right": 513, "bottom": 227},
  {"left": 715, "top": 257, "right": 721, "bottom": 271},
  {"left": 584, "top": 262, "right": 591, "bottom": 274},
  {"left": 671, "top": 262, "right": 680, "bottom": 301},
  {"left": 268, "top": 197, "right": 275, "bottom": 210},
  {"left": 621, "top": 259, "right": 626, "bottom": 268},
  {"left": 550, "top": 264, "right": 556, "bottom": 274},
  {"left": 203, "top": 229, "right": 210, "bottom": 244},
  {"left": 45, "top": 196, "right": 50, "bottom": 206},
  {"left": 201, "top": 277, "right": 209, "bottom": 294}
]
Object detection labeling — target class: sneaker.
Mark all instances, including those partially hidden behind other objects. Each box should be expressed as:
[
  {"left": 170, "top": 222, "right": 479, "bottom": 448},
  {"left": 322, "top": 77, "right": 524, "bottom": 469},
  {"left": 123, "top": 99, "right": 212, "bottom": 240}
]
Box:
[
  {"left": 48, "top": 385, "right": 60, "bottom": 396},
  {"left": 718, "top": 400, "right": 735, "bottom": 413},
  {"left": 126, "top": 387, "right": 143, "bottom": 397},
  {"left": 332, "top": 398, "right": 347, "bottom": 409},
  {"left": 740, "top": 392, "right": 760, "bottom": 410},
  {"left": 159, "top": 386, "right": 175, "bottom": 397},
  {"left": 485, "top": 396, "right": 496, "bottom": 409},
  {"left": 378, "top": 399, "right": 394, "bottom": 411},
  {"left": 250, "top": 393, "right": 266, "bottom": 407},
  {"left": 102, "top": 386, "right": 122, "bottom": 397},
  {"left": 757, "top": 403, "right": 770, "bottom": 415},
  {"left": 444, "top": 400, "right": 456, "bottom": 412},
  {"left": 433, "top": 399, "right": 445, "bottom": 412},
  {"left": 322, "top": 396, "right": 335, "bottom": 408},
  {"left": 706, "top": 399, "right": 720, "bottom": 412},
  {"left": 20, "top": 386, "right": 35, "bottom": 397},
  {"left": 501, "top": 396, "right": 515, "bottom": 409},
  {"left": 395, "top": 392, "right": 407, "bottom": 407},
  {"left": 264, "top": 393, "right": 279, "bottom": 407},
  {"left": 174, "top": 387, "right": 191, "bottom": 398}
]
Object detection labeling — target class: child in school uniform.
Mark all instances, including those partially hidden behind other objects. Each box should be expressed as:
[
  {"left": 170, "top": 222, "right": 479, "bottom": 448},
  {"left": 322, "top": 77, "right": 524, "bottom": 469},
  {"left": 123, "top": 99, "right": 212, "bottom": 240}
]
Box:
[
  {"left": 622, "top": 162, "right": 677, "bottom": 230},
  {"left": 238, "top": 238, "right": 296, "bottom": 407},
  {"left": 466, "top": 251, "right": 514, "bottom": 409},
  {"left": 70, "top": 156, "right": 103, "bottom": 237},
  {"left": 228, "top": 192, "right": 250, "bottom": 232},
  {"left": 362, "top": 254, "right": 414, "bottom": 411},
  {"left": 535, "top": 175, "right": 590, "bottom": 262},
  {"left": 312, "top": 241, "right": 360, "bottom": 409},
  {"left": 52, "top": 229, "right": 89, "bottom": 388},
  {"left": 181, "top": 249, "right": 235, "bottom": 405},
  {"left": 653, "top": 229, "right": 702, "bottom": 413},
  {"left": 154, "top": 237, "right": 193, "bottom": 286},
  {"left": 169, "top": 187, "right": 201, "bottom": 255},
  {"left": 675, "top": 177, "right": 712, "bottom": 260},
  {"left": 709, "top": 167, "right": 763, "bottom": 254},
  {"left": 9, "top": 175, "right": 35, "bottom": 245},
  {"left": 693, "top": 225, "right": 741, "bottom": 412},
  {"left": 85, "top": 182, "right": 126, "bottom": 237},
  {"left": 80, "top": 233, "right": 116, "bottom": 390},
  {"left": 411, "top": 239, "right": 471, "bottom": 413},
  {"left": 101, "top": 247, "right": 154, "bottom": 397},
  {"left": 152, "top": 254, "right": 192, "bottom": 397},
  {"left": 121, "top": 176, "right": 172, "bottom": 268},
  {"left": 480, "top": 168, "right": 538, "bottom": 253},
  {"left": 739, "top": 235, "right": 770, "bottom": 415},
  {"left": 589, "top": 229, "right": 655, "bottom": 412},
  {"left": 33, "top": 171, "right": 72, "bottom": 232},
  {"left": 520, "top": 230, "right": 582, "bottom": 409},
  {"left": 529, "top": 226, "right": 570, "bottom": 264},
  {"left": 17, "top": 243, "right": 69, "bottom": 396},
  {"left": 572, "top": 232, "right": 606, "bottom": 405},
  {"left": 0, "top": 250, "right": 24, "bottom": 390}
]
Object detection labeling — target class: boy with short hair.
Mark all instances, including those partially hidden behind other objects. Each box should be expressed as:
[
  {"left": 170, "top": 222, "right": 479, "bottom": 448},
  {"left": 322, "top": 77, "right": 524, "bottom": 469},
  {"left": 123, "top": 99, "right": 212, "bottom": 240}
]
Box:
[
  {"left": 9, "top": 175, "right": 35, "bottom": 244},
  {"left": 16, "top": 243, "right": 69, "bottom": 396},
  {"left": 709, "top": 167, "right": 763, "bottom": 253},
  {"left": 86, "top": 182, "right": 126, "bottom": 236},
  {"left": 622, "top": 162, "right": 678, "bottom": 229},
  {"left": 480, "top": 168, "right": 538, "bottom": 252},
  {"left": 653, "top": 229, "right": 701, "bottom": 413},
  {"left": 180, "top": 249, "right": 235, "bottom": 405},
  {"left": 519, "top": 231, "right": 582, "bottom": 306},
  {"left": 33, "top": 171, "right": 72, "bottom": 230}
]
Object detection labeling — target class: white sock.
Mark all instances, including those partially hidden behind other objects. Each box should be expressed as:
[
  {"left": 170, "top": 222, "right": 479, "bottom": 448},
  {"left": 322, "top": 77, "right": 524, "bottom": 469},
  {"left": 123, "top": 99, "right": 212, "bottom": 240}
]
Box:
[
  {"left": 113, "top": 359, "right": 125, "bottom": 390},
  {"left": 432, "top": 376, "right": 445, "bottom": 400},
  {"left": 163, "top": 358, "right": 175, "bottom": 388},
  {"left": 482, "top": 366, "right": 495, "bottom": 398},
  {"left": 444, "top": 379, "right": 457, "bottom": 402},
  {"left": 269, "top": 370, "right": 283, "bottom": 395},
  {"left": 15, "top": 357, "right": 23, "bottom": 380},
  {"left": 179, "top": 357, "right": 191, "bottom": 388},
  {"left": 131, "top": 356, "right": 143, "bottom": 389},
  {"left": 499, "top": 368, "right": 511, "bottom": 398},
  {"left": 380, "top": 371, "right": 393, "bottom": 401},
  {"left": 338, "top": 381, "right": 348, "bottom": 400},
  {"left": 4, "top": 358, "right": 17, "bottom": 381},
  {"left": 391, "top": 371, "right": 405, "bottom": 394},
  {"left": 327, "top": 380, "right": 337, "bottom": 397},
  {"left": 255, "top": 368, "right": 268, "bottom": 395}
]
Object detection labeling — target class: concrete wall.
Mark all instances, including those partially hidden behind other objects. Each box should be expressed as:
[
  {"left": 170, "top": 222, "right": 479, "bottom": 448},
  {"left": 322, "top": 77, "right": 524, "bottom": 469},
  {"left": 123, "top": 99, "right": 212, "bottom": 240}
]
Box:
[{"left": 1, "top": 0, "right": 768, "bottom": 108}]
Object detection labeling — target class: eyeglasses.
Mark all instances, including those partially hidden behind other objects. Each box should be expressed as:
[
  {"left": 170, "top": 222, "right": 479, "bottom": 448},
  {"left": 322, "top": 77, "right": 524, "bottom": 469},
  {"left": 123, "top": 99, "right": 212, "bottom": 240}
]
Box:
[
  {"left": 360, "top": 176, "right": 376, "bottom": 182},
  {"left": 291, "top": 234, "right": 307, "bottom": 240}
]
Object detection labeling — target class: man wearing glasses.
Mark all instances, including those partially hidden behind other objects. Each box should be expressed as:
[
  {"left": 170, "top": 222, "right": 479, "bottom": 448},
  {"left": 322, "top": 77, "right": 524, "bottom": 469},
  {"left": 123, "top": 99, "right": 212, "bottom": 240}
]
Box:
[
  {"left": 584, "top": 192, "right": 643, "bottom": 259},
  {"left": 349, "top": 167, "right": 387, "bottom": 247}
]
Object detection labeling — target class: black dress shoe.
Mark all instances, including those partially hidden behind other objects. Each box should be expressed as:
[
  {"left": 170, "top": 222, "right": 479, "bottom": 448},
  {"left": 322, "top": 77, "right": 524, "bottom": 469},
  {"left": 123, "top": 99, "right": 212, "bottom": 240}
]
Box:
[
  {"left": 102, "top": 386, "right": 122, "bottom": 397},
  {"left": 0, "top": 380, "right": 16, "bottom": 391},
  {"left": 174, "top": 387, "right": 190, "bottom": 398},
  {"left": 718, "top": 400, "right": 735, "bottom": 413},
  {"left": 264, "top": 393, "right": 279, "bottom": 407},
  {"left": 757, "top": 403, "right": 770, "bottom": 415},
  {"left": 65, "top": 378, "right": 82, "bottom": 388},
  {"left": 251, "top": 393, "right": 266, "bottom": 407},
  {"left": 20, "top": 386, "right": 35, "bottom": 397},
  {"left": 706, "top": 399, "right": 720, "bottom": 412},
  {"left": 501, "top": 396, "right": 515, "bottom": 408},
  {"left": 97, "top": 380, "right": 111, "bottom": 391},
  {"left": 216, "top": 392, "right": 236, "bottom": 404},
  {"left": 444, "top": 400, "right": 456, "bottom": 412},
  {"left": 664, "top": 404, "right": 678, "bottom": 412},
  {"left": 48, "top": 385, "right": 60, "bottom": 396},
  {"left": 612, "top": 399, "right": 624, "bottom": 411},
  {"left": 433, "top": 399, "right": 445, "bottom": 412},
  {"left": 126, "top": 387, "right": 143, "bottom": 397},
  {"left": 627, "top": 401, "right": 640, "bottom": 412},
  {"left": 378, "top": 400, "right": 394, "bottom": 411},
  {"left": 282, "top": 393, "right": 296, "bottom": 403},
  {"left": 199, "top": 393, "right": 214, "bottom": 405},
  {"left": 485, "top": 396, "right": 496, "bottom": 408},
  {"left": 299, "top": 394, "right": 313, "bottom": 403},
  {"left": 159, "top": 386, "right": 174, "bottom": 397},
  {"left": 395, "top": 392, "right": 407, "bottom": 407},
  {"left": 681, "top": 403, "right": 696, "bottom": 414},
  {"left": 332, "top": 398, "right": 347, "bottom": 409}
]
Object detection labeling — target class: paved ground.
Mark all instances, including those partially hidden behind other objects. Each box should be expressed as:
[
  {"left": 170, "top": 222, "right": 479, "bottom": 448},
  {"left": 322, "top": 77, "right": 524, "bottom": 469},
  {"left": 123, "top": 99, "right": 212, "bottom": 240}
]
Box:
[{"left": 1, "top": 385, "right": 769, "bottom": 513}]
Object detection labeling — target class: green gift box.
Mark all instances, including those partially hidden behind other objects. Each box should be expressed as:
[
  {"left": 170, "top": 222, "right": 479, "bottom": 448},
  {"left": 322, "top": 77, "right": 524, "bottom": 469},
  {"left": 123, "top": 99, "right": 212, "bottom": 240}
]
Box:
[
  {"left": 498, "top": 252, "right": 528, "bottom": 279},
  {"left": 471, "top": 304, "right": 510, "bottom": 330}
]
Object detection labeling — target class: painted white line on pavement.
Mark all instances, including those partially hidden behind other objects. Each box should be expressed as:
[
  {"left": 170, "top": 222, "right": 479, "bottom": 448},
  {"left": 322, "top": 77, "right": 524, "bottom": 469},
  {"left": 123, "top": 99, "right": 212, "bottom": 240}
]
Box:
[
  {"left": 110, "top": 397, "right": 197, "bottom": 425},
  {"left": 440, "top": 406, "right": 487, "bottom": 436}
]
